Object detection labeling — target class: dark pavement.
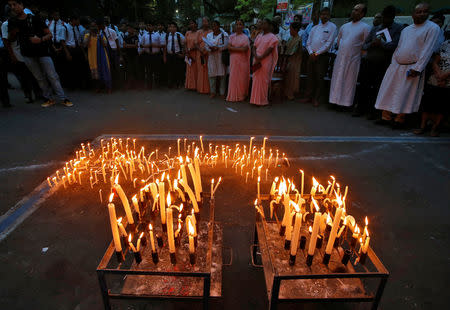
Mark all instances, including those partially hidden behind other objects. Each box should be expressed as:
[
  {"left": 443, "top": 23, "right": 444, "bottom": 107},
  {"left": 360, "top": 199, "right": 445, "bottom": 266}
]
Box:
[{"left": 0, "top": 84, "right": 449, "bottom": 310}]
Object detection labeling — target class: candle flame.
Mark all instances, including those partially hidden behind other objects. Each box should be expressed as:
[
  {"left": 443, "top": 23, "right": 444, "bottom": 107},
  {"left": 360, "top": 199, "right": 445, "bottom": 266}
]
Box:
[
  {"left": 312, "top": 177, "right": 319, "bottom": 188},
  {"left": 114, "top": 174, "right": 119, "bottom": 184},
  {"left": 311, "top": 197, "right": 320, "bottom": 212},
  {"left": 128, "top": 234, "right": 132, "bottom": 242},
  {"left": 117, "top": 217, "right": 123, "bottom": 224},
  {"left": 258, "top": 176, "right": 260, "bottom": 183},
  {"left": 139, "top": 232, "right": 144, "bottom": 239},
  {"left": 309, "top": 226, "right": 312, "bottom": 233},
  {"left": 109, "top": 192, "right": 115, "bottom": 203},
  {"left": 188, "top": 220, "right": 195, "bottom": 235},
  {"left": 149, "top": 223, "right": 153, "bottom": 230},
  {"left": 167, "top": 193, "right": 171, "bottom": 206},
  {"left": 365, "top": 216, "right": 368, "bottom": 226},
  {"left": 326, "top": 213, "right": 332, "bottom": 225},
  {"left": 132, "top": 195, "right": 137, "bottom": 202},
  {"left": 254, "top": 199, "right": 258, "bottom": 206},
  {"left": 180, "top": 203, "right": 183, "bottom": 212},
  {"left": 194, "top": 147, "right": 199, "bottom": 157}
]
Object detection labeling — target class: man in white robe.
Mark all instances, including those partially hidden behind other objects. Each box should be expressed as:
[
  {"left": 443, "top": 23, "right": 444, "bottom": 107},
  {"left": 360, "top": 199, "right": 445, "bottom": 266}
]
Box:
[
  {"left": 329, "top": 4, "right": 370, "bottom": 108},
  {"left": 374, "top": 3, "right": 440, "bottom": 127},
  {"left": 206, "top": 20, "right": 228, "bottom": 98}
]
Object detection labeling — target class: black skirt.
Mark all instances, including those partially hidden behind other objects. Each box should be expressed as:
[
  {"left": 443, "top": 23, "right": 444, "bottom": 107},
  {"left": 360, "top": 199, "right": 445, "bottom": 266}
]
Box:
[{"left": 421, "top": 84, "right": 450, "bottom": 114}]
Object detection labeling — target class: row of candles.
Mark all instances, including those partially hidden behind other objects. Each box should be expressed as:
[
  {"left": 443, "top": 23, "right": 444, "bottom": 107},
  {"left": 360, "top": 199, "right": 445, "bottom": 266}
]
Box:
[{"left": 256, "top": 175, "right": 371, "bottom": 266}]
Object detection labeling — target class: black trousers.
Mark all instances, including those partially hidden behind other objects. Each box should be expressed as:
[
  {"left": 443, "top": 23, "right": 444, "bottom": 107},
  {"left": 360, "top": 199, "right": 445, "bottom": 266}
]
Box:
[
  {"left": 66, "top": 46, "right": 90, "bottom": 89},
  {"left": 124, "top": 53, "right": 139, "bottom": 84},
  {"left": 166, "top": 53, "right": 184, "bottom": 87},
  {"left": 109, "top": 48, "right": 122, "bottom": 89},
  {"left": 0, "top": 49, "right": 10, "bottom": 106},
  {"left": 355, "top": 58, "right": 390, "bottom": 113},
  {"left": 305, "top": 53, "right": 330, "bottom": 102}
]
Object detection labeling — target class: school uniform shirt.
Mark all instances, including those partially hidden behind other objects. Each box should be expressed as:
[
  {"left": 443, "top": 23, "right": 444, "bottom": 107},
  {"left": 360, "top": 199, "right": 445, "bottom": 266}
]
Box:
[
  {"left": 102, "top": 27, "right": 118, "bottom": 50},
  {"left": 166, "top": 32, "right": 185, "bottom": 54},
  {"left": 2, "top": 20, "right": 24, "bottom": 62},
  {"left": 65, "top": 23, "right": 82, "bottom": 48},
  {"left": 139, "top": 31, "right": 161, "bottom": 54},
  {"left": 137, "top": 29, "right": 148, "bottom": 55},
  {"left": 48, "top": 19, "right": 67, "bottom": 44},
  {"left": 158, "top": 31, "right": 166, "bottom": 53},
  {"left": 306, "top": 21, "right": 337, "bottom": 55}
]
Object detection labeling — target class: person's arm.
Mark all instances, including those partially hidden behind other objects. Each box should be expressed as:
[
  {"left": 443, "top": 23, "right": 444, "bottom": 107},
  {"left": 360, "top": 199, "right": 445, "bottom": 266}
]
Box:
[
  {"left": 362, "top": 27, "right": 376, "bottom": 51},
  {"left": 306, "top": 26, "right": 314, "bottom": 54},
  {"left": 382, "top": 24, "right": 403, "bottom": 51},
  {"left": 316, "top": 24, "right": 337, "bottom": 55},
  {"left": 410, "top": 26, "right": 441, "bottom": 74},
  {"left": 30, "top": 19, "right": 52, "bottom": 44}
]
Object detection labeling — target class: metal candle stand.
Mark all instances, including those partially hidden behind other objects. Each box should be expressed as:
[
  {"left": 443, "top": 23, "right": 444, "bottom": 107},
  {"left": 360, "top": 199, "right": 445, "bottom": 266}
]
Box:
[
  {"left": 97, "top": 193, "right": 228, "bottom": 310},
  {"left": 251, "top": 194, "right": 389, "bottom": 310}
]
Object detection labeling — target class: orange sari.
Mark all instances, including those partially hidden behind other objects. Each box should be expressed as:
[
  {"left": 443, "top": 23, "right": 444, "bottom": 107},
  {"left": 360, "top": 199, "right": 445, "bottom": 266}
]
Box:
[
  {"left": 196, "top": 29, "right": 212, "bottom": 94},
  {"left": 185, "top": 30, "right": 198, "bottom": 90}
]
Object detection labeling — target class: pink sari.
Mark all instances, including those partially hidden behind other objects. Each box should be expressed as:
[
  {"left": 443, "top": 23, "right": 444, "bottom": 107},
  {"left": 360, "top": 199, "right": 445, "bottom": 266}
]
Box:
[
  {"left": 250, "top": 33, "right": 279, "bottom": 106},
  {"left": 226, "top": 33, "right": 250, "bottom": 102},
  {"left": 185, "top": 30, "right": 198, "bottom": 90}
]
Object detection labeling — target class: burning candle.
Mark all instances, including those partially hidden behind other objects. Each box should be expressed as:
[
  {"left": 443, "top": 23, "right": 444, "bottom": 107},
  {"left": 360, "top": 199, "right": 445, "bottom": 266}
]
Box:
[
  {"left": 107, "top": 194, "right": 122, "bottom": 252},
  {"left": 117, "top": 217, "right": 128, "bottom": 237},
  {"left": 179, "top": 179, "right": 199, "bottom": 212},
  {"left": 149, "top": 224, "right": 156, "bottom": 252},
  {"left": 187, "top": 160, "right": 201, "bottom": 202},
  {"left": 325, "top": 207, "right": 343, "bottom": 255},
  {"left": 113, "top": 176, "right": 134, "bottom": 226},
  {"left": 137, "top": 232, "right": 144, "bottom": 252},
  {"left": 173, "top": 179, "right": 186, "bottom": 202},
  {"left": 188, "top": 220, "right": 195, "bottom": 254},
  {"left": 166, "top": 207, "right": 175, "bottom": 253},
  {"left": 128, "top": 234, "right": 137, "bottom": 252},
  {"left": 257, "top": 176, "right": 261, "bottom": 201},
  {"left": 362, "top": 231, "right": 370, "bottom": 254},
  {"left": 299, "top": 169, "right": 304, "bottom": 197},
  {"left": 290, "top": 209, "right": 302, "bottom": 258},
  {"left": 194, "top": 150, "right": 203, "bottom": 192},
  {"left": 131, "top": 195, "right": 141, "bottom": 217},
  {"left": 270, "top": 177, "right": 279, "bottom": 196},
  {"left": 308, "top": 212, "right": 321, "bottom": 256},
  {"left": 158, "top": 181, "right": 166, "bottom": 224}
]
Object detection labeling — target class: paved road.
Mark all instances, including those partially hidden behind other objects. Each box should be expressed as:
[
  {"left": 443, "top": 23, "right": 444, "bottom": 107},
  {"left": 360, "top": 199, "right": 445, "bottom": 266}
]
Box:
[{"left": 0, "top": 86, "right": 449, "bottom": 309}]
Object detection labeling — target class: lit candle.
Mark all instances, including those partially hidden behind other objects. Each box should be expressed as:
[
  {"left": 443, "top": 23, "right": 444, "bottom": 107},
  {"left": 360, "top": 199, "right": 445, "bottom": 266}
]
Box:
[
  {"left": 299, "top": 169, "right": 304, "bottom": 197},
  {"left": 257, "top": 176, "right": 261, "bottom": 201},
  {"left": 179, "top": 179, "right": 199, "bottom": 212},
  {"left": 131, "top": 195, "right": 141, "bottom": 217},
  {"left": 290, "top": 209, "right": 302, "bottom": 256},
  {"left": 47, "top": 177, "right": 52, "bottom": 188},
  {"left": 211, "top": 178, "right": 214, "bottom": 197},
  {"left": 199, "top": 136, "right": 204, "bottom": 154},
  {"left": 137, "top": 232, "right": 144, "bottom": 252},
  {"left": 270, "top": 177, "right": 279, "bottom": 196},
  {"left": 113, "top": 176, "right": 134, "bottom": 226},
  {"left": 166, "top": 207, "right": 175, "bottom": 253},
  {"left": 107, "top": 194, "right": 122, "bottom": 252},
  {"left": 188, "top": 220, "right": 195, "bottom": 254},
  {"left": 187, "top": 160, "right": 201, "bottom": 202},
  {"left": 158, "top": 181, "right": 166, "bottom": 224},
  {"left": 177, "top": 138, "right": 181, "bottom": 156},
  {"left": 325, "top": 207, "right": 343, "bottom": 255},
  {"left": 128, "top": 234, "right": 137, "bottom": 252},
  {"left": 308, "top": 211, "right": 321, "bottom": 256},
  {"left": 362, "top": 232, "right": 370, "bottom": 254},
  {"left": 179, "top": 157, "right": 188, "bottom": 185},
  {"left": 173, "top": 179, "right": 186, "bottom": 202},
  {"left": 194, "top": 150, "right": 202, "bottom": 193},
  {"left": 149, "top": 224, "right": 156, "bottom": 252},
  {"left": 117, "top": 217, "right": 128, "bottom": 237}
]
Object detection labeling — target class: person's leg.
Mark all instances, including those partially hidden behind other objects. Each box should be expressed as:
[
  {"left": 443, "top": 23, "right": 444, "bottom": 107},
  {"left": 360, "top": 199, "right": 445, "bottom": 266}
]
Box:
[
  {"left": 10, "top": 60, "right": 34, "bottom": 102},
  {"left": 146, "top": 54, "right": 154, "bottom": 89},
  {"left": 23, "top": 56, "right": 53, "bottom": 102},
  {"left": 300, "top": 55, "right": 314, "bottom": 102},
  {"left": 39, "top": 56, "right": 69, "bottom": 104},
  {"left": 209, "top": 76, "right": 216, "bottom": 97},
  {"left": 166, "top": 54, "right": 175, "bottom": 88},
  {"left": 315, "top": 53, "right": 329, "bottom": 106},
  {"left": 219, "top": 75, "right": 226, "bottom": 96}
]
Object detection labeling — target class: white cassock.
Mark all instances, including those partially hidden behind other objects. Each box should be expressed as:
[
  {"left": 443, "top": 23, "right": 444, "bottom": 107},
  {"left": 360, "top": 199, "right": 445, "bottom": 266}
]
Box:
[
  {"left": 329, "top": 21, "right": 370, "bottom": 106},
  {"left": 375, "top": 20, "right": 440, "bottom": 114}
]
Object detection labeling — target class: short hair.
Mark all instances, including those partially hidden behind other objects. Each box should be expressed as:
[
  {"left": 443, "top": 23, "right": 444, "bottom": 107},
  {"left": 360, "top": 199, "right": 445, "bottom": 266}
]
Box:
[
  {"left": 294, "top": 14, "right": 303, "bottom": 23},
  {"left": 212, "top": 20, "right": 220, "bottom": 27},
  {"left": 320, "top": 7, "right": 331, "bottom": 14},
  {"left": 382, "top": 5, "right": 396, "bottom": 18},
  {"left": 290, "top": 22, "right": 301, "bottom": 31},
  {"left": 8, "top": 0, "right": 24, "bottom": 4},
  {"left": 431, "top": 13, "right": 445, "bottom": 23}
]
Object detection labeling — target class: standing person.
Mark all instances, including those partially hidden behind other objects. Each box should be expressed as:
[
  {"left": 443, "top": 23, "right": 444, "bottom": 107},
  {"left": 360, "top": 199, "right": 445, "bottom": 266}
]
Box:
[
  {"left": 157, "top": 22, "right": 167, "bottom": 86},
  {"left": 430, "top": 13, "right": 445, "bottom": 53},
  {"left": 48, "top": 10, "right": 69, "bottom": 86},
  {"left": 250, "top": 19, "right": 279, "bottom": 106},
  {"left": 65, "top": 15, "right": 87, "bottom": 89},
  {"left": 374, "top": 3, "right": 440, "bottom": 128},
  {"left": 372, "top": 13, "right": 383, "bottom": 27},
  {"left": 0, "top": 31, "right": 11, "bottom": 108},
  {"left": 8, "top": 0, "right": 72, "bottom": 107},
  {"left": 137, "top": 22, "right": 148, "bottom": 87},
  {"left": 140, "top": 23, "right": 162, "bottom": 89},
  {"left": 226, "top": 19, "right": 250, "bottom": 102},
  {"left": 122, "top": 24, "right": 139, "bottom": 89},
  {"left": 185, "top": 19, "right": 198, "bottom": 90},
  {"left": 354, "top": 5, "right": 403, "bottom": 118},
  {"left": 206, "top": 20, "right": 228, "bottom": 98},
  {"left": 196, "top": 17, "right": 212, "bottom": 94},
  {"left": 84, "top": 21, "right": 112, "bottom": 92},
  {"left": 301, "top": 7, "right": 336, "bottom": 106},
  {"left": 329, "top": 4, "right": 370, "bottom": 109},
  {"left": 414, "top": 37, "right": 449, "bottom": 136},
  {"left": 164, "top": 21, "right": 185, "bottom": 88},
  {"left": 98, "top": 19, "right": 121, "bottom": 90},
  {"left": 283, "top": 22, "right": 303, "bottom": 100}
]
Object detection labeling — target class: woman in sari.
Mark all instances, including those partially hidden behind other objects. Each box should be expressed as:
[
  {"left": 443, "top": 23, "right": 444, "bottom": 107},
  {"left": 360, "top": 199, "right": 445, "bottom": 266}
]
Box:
[
  {"left": 226, "top": 19, "right": 250, "bottom": 102},
  {"left": 283, "top": 22, "right": 303, "bottom": 100},
  {"left": 196, "top": 17, "right": 212, "bottom": 94},
  {"left": 185, "top": 20, "right": 198, "bottom": 90},
  {"left": 84, "top": 21, "right": 112, "bottom": 93},
  {"left": 250, "top": 19, "right": 279, "bottom": 106}
]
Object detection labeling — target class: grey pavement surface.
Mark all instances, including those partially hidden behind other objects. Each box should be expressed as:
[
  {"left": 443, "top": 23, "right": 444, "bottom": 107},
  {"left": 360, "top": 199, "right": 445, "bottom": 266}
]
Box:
[{"left": 0, "top": 85, "right": 449, "bottom": 310}]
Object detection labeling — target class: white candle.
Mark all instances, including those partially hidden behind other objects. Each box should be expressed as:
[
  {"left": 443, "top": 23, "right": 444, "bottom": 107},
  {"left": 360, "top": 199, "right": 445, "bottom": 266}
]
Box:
[
  {"left": 285, "top": 210, "right": 294, "bottom": 241},
  {"left": 194, "top": 156, "right": 202, "bottom": 192},
  {"left": 179, "top": 179, "right": 199, "bottom": 212},
  {"left": 113, "top": 180, "right": 134, "bottom": 225},
  {"left": 158, "top": 182, "right": 166, "bottom": 224},
  {"left": 308, "top": 212, "right": 321, "bottom": 256},
  {"left": 166, "top": 208, "right": 175, "bottom": 253},
  {"left": 117, "top": 217, "right": 128, "bottom": 237},
  {"left": 149, "top": 224, "right": 156, "bottom": 252},
  {"left": 188, "top": 162, "right": 201, "bottom": 202},
  {"left": 131, "top": 195, "right": 140, "bottom": 217},
  {"left": 128, "top": 234, "right": 137, "bottom": 252},
  {"left": 107, "top": 195, "right": 122, "bottom": 252},
  {"left": 270, "top": 177, "right": 279, "bottom": 196},
  {"left": 188, "top": 220, "right": 195, "bottom": 254},
  {"left": 257, "top": 176, "right": 261, "bottom": 200},
  {"left": 199, "top": 136, "right": 204, "bottom": 154},
  {"left": 290, "top": 212, "right": 302, "bottom": 256},
  {"left": 180, "top": 157, "right": 188, "bottom": 185},
  {"left": 173, "top": 179, "right": 186, "bottom": 202},
  {"left": 299, "top": 169, "right": 304, "bottom": 197},
  {"left": 362, "top": 235, "right": 370, "bottom": 254},
  {"left": 137, "top": 232, "right": 144, "bottom": 252},
  {"left": 177, "top": 138, "right": 181, "bottom": 156},
  {"left": 325, "top": 207, "right": 343, "bottom": 255}
]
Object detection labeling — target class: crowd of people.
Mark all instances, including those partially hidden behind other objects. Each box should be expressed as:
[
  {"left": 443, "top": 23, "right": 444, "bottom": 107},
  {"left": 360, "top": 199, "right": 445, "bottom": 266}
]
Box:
[{"left": 1, "top": 0, "right": 449, "bottom": 136}]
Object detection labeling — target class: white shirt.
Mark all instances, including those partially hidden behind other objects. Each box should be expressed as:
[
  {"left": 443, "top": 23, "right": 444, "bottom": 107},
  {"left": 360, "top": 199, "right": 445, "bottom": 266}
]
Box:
[
  {"left": 137, "top": 29, "right": 148, "bottom": 54},
  {"left": 64, "top": 23, "right": 82, "bottom": 48},
  {"left": 278, "top": 26, "right": 290, "bottom": 41},
  {"left": 102, "top": 27, "right": 118, "bottom": 49},
  {"left": 139, "top": 32, "right": 162, "bottom": 54},
  {"left": 166, "top": 32, "right": 185, "bottom": 54},
  {"left": 1, "top": 21, "right": 25, "bottom": 62},
  {"left": 307, "top": 21, "right": 337, "bottom": 55},
  {"left": 48, "top": 20, "right": 67, "bottom": 43}
]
